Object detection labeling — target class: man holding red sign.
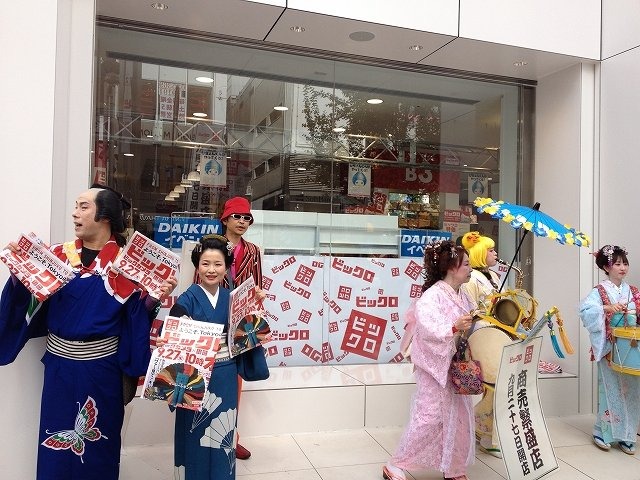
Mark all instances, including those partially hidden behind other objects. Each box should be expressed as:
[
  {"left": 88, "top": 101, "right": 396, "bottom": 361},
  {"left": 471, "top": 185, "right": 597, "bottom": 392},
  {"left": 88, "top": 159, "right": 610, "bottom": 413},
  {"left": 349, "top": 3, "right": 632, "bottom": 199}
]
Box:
[{"left": 0, "top": 185, "right": 176, "bottom": 480}]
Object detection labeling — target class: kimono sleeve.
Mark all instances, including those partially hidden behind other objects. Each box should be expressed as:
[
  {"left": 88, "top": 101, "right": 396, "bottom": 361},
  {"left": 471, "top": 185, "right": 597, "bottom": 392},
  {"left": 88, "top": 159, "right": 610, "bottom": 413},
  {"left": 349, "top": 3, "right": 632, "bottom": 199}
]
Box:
[
  {"left": 579, "top": 288, "right": 608, "bottom": 360},
  {"left": 0, "top": 278, "right": 48, "bottom": 364},
  {"left": 410, "top": 292, "right": 456, "bottom": 388},
  {"left": 117, "top": 291, "right": 153, "bottom": 377}
]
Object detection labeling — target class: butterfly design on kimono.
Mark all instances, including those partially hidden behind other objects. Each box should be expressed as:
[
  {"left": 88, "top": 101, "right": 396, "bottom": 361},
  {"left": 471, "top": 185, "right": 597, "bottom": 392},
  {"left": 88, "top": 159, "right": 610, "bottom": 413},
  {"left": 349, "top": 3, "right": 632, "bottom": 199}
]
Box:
[{"left": 41, "top": 396, "right": 107, "bottom": 462}]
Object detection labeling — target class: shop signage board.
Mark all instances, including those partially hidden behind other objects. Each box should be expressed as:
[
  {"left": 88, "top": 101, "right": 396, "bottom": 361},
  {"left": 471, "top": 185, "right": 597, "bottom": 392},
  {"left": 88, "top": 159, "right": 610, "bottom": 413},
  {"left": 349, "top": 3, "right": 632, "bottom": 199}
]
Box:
[
  {"left": 495, "top": 336, "right": 558, "bottom": 480},
  {"left": 153, "top": 216, "right": 222, "bottom": 250},
  {"left": 399, "top": 229, "right": 452, "bottom": 258}
]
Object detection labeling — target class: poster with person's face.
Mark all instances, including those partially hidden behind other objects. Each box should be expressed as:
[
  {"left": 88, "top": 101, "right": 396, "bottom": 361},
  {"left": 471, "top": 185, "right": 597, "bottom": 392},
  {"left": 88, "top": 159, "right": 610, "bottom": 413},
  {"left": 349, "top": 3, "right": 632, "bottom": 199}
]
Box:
[
  {"left": 348, "top": 162, "right": 371, "bottom": 198},
  {"left": 468, "top": 174, "right": 488, "bottom": 200}
]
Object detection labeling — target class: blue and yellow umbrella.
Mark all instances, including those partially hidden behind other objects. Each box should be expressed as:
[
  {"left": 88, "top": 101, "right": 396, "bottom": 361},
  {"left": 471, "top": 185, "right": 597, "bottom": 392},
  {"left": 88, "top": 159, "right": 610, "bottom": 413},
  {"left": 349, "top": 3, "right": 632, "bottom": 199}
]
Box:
[{"left": 473, "top": 197, "right": 591, "bottom": 247}]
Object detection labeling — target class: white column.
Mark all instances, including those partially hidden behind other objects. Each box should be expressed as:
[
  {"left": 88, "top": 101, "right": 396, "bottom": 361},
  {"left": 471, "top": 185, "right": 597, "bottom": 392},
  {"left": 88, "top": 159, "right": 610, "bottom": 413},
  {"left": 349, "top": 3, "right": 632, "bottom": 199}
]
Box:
[{"left": 0, "top": 1, "right": 94, "bottom": 477}]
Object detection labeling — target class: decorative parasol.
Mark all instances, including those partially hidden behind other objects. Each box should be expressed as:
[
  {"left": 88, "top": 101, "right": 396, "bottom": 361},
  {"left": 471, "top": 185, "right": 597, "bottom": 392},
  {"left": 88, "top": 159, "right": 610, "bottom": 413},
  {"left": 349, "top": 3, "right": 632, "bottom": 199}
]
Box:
[{"left": 473, "top": 197, "right": 591, "bottom": 291}]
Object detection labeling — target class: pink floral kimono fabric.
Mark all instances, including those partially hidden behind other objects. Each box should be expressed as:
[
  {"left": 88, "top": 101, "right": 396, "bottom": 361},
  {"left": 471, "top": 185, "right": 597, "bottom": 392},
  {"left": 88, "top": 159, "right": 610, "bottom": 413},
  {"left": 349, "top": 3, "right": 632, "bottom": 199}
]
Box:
[{"left": 392, "top": 281, "right": 475, "bottom": 477}]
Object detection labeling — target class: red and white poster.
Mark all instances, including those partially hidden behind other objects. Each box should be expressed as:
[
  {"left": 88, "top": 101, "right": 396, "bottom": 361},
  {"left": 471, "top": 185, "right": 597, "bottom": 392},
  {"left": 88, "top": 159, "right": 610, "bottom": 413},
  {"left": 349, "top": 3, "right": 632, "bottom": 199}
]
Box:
[
  {"left": 112, "top": 231, "right": 180, "bottom": 297},
  {"left": 141, "top": 316, "right": 223, "bottom": 411},
  {"left": 158, "top": 81, "right": 186, "bottom": 122},
  {"left": 229, "top": 277, "right": 270, "bottom": 357},
  {"left": 260, "top": 255, "right": 423, "bottom": 365},
  {"left": 0, "top": 233, "right": 75, "bottom": 302}
]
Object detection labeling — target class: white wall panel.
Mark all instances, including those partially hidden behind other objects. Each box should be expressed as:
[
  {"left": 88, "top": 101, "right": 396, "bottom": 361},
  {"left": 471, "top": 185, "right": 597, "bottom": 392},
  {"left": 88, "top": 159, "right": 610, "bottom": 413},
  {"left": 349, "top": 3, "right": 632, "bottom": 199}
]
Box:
[
  {"left": 460, "top": 0, "right": 601, "bottom": 59},
  {"left": 534, "top": 64, "right": 592, "bottom": 415},
  {"left": 602, "top": 0, "right": 640, "bottom": 59},
  {"left": 288, "top": 0, "right": 459, "bottom": 35},
  {"left": 600, "top": 50, "right": 640, "bottom": 269},
  {"left": 0, "top": 0, "right": 95, "bottom": 477},
  {"left": 0, "top": 0, "right": 57, "bottom": 476}
]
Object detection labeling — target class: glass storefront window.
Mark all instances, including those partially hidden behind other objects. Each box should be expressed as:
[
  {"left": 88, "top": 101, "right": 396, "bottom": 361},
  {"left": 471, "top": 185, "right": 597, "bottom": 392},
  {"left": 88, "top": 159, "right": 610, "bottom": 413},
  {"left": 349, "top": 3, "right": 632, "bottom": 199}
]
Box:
[{"left": 94, "top": 25, "right": 534, "bottom": 365}]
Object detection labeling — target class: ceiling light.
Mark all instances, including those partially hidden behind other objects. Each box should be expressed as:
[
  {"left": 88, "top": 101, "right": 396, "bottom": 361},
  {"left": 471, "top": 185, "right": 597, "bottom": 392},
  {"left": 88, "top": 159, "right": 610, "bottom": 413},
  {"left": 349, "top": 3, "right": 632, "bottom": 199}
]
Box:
[
  {"left": 123, "top": 153, "right": 134, "bottom": 157},
  {"left": 513, "top": 61, "right": 528, "bottom": 67},
  {"left": 187, "top": 170, "right": 201, "bottom": 183},
  {"left": 273, "top": 105, "right": 289, "bottom": 111},
  {"left": 174, "top": 184, "right": 186, "bottom": 194},
  {"left": 297, "top": 167, "right": 307, "bottom": 171},
  {"left": 168, "top": 191, "right": 179, "bottom": 198},
  {"left": 409, "top": 45, "right": 424, "bottom": 51},
  {"left": 367, "top": 98, "right": 383, "bottom": 105},
  {"left": 290, "top": 26, "right": 305, "bottom": 33},
  {"left": 151, "top": 2, "right": 168, "bottom": 10},
  {"left": 164, "top": 195, "right": 174, "bottom": 201},
  {"left": 192, "top": 112, "right": 207, "bottom": 118},
  {"left": 333, "top": 127, "right": 346, "bottom": 133},
  {"left": 180, "top": 174, "right": 192, "bottom": 187},
  {"left": 146, "top": 134, "right": 154, "bottom": 138},
  {"left": 195, "top": 76, "right": 213, "bottom": 84},
  {"left": 349, "top": 31, "right": 375, "bottom": 42}
]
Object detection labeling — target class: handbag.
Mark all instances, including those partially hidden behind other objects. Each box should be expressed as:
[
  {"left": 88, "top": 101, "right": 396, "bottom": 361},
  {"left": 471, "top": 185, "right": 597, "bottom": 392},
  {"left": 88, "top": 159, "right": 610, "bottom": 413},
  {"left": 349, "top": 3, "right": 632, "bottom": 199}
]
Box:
[
  {"left": 237, "top": 345, "right": 270, "bottom": 381},
  {"left": 449, "top": 334, "right": 484, "bottom": 395}
]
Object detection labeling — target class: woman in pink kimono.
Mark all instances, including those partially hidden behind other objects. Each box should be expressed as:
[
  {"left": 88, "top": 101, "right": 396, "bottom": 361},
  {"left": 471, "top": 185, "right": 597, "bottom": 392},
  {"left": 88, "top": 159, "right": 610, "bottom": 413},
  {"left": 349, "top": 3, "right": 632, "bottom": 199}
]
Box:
[{"left": 384, "top": 240, "right": 476, "bottom": 480}]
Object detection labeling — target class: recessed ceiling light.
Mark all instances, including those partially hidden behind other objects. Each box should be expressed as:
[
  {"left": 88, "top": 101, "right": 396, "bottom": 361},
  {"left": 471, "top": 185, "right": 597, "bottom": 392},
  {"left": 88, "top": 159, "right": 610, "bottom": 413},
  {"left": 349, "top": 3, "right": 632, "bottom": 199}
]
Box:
[
  {"left": 409, "top": 45, "right": 424, "bottom": 51},
  {"left": 367, "top": 98, "right": 383, "bottom": 105},
  {"left": 349, "top": 31, "right": 375, "bottom": 42},
  {"left": 151, "top": 2, "right": 168, "bottom": 10},
  {"left": 297, "top": 167, "right": 307, "bottom": 171},
  {"left": 333, "top": 127, "right": 346, "bottom": 133},
  {"left": 273, "top": 105, "right": 289, "bottom": 111},
  {"left": 195, "top": 76, "right": 213, "bottom": 84},
  {"left": 513, "top": 61, "right": 528, "bottom": 67},
  {"left": 123, "top": 153, "right": 134, "bottom": 157},
  {"left": 290, "top": 26, "right": 305, "bottom": 33},
  {"left": 192, "top": 112, "right": 207, "bottom": 118}
]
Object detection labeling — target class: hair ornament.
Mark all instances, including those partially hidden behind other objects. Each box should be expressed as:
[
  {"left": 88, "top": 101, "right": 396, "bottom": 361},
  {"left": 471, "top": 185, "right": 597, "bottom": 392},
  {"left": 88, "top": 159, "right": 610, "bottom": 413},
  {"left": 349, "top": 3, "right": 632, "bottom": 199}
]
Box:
[
  {"left": 600, "top": 244, "right": 627, "bottom": 266},
  {"left": 461, "top": 231, "right": 481, "bottom": 249},
  {"left": 201, "top": 234, "right": 234, "bottom": 254}
]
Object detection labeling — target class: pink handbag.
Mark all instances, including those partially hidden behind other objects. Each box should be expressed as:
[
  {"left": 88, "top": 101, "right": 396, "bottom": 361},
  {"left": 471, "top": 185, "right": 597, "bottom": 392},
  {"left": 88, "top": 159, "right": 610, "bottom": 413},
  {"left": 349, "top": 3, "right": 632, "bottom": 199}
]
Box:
[{"left": 449, "top": 336, "right": 484, "bottom": 395}]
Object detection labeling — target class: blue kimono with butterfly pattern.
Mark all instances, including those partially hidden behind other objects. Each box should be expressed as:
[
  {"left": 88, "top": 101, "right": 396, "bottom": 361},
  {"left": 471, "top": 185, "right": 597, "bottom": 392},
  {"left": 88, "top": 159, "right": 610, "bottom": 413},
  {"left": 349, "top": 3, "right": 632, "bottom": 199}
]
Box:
[
  {"left": 0, "top": 238, "right": 152, "bottom": 480},
  {"left": 169, "top": 283, "right": 239, "bottom": 480}
]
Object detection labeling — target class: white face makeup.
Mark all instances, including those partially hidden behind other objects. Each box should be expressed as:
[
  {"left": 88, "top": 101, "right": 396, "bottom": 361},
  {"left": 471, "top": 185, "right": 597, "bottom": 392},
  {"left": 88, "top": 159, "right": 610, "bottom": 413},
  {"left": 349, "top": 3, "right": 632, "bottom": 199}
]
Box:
[
  {"left": 72, "top": 189, "right": 110, "bottom": 246},
  {"left": 197, "top": 249, "right": 227, "bottom": 293}
]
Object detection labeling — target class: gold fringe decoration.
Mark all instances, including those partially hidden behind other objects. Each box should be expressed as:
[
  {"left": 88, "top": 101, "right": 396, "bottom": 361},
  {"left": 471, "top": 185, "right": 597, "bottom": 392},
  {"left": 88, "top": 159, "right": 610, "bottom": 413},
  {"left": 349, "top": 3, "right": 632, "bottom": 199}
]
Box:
[{"left": 555, "top": 310, "right": 575, "bottom": 355}]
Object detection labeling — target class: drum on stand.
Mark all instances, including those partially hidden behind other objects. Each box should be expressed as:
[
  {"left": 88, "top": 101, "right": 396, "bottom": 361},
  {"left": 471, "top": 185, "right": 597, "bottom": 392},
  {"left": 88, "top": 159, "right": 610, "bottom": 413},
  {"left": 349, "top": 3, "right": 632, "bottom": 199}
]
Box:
[
  {"left": 610, "top": 327, "right": 640, "bottom": 376},
  {"left": 467, "top": 326, "right": 514, "bottom": 384}
]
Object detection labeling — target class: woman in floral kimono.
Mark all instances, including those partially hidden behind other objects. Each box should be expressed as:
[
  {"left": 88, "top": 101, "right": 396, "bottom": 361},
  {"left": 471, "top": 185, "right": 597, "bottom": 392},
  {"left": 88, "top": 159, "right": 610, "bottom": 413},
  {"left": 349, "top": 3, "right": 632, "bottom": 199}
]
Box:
[
  {"left": 384, "top": 240, "right": 476, "bottom": 480},
  {"left": 579, "top": 244, "right": 640, "bottom": 455}
]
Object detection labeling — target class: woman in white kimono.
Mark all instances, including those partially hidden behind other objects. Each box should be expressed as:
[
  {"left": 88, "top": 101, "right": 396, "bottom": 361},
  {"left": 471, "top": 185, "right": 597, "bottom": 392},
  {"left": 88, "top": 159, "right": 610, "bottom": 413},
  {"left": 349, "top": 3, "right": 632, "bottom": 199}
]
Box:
[
  {"left": 579, "top": 244, "right": 640, "bottom": 455},
  {"left": 460, "top": 231, "right": 502, "bottom": 458},
  {"left": 384, "top": 240, "right": 476, "bottom": 480}
]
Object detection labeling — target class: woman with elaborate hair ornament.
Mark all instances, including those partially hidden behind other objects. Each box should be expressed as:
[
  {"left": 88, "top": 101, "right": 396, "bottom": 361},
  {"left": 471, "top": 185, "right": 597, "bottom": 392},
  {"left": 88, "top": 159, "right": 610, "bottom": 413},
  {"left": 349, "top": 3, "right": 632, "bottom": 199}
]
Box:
[
  {"left": 460, "top": 231, "right": 502, "bottom": 458},
  {"left": 579, "top": 245, "right": 640, "bottom": 455},
  {"left": 167, "top": 234, "right": 267, "bottom": 479},
  {"left": 384, "top": 240, "right": 476, "bottom": 480}
]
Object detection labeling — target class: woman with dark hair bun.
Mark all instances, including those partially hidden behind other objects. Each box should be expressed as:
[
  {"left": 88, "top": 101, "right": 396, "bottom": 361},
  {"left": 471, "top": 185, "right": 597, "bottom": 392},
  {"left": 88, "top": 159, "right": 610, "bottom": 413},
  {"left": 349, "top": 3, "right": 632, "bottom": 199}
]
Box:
[
  {"left": 384, "top": 240, "right": 476, "bottom": 480},
  {"left": 579, "top": 244, "right": 640, "bottom": 455},
  {"left": 167, "top": 234, "right": 262, "bottom": 479}
]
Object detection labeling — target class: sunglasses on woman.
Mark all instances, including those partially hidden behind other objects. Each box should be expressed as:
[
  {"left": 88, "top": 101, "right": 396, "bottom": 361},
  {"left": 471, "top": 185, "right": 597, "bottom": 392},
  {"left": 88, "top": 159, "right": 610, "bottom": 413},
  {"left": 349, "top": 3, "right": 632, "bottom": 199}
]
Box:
[{"left": 230, "top": 214, "right": 252, "bottom": 221}]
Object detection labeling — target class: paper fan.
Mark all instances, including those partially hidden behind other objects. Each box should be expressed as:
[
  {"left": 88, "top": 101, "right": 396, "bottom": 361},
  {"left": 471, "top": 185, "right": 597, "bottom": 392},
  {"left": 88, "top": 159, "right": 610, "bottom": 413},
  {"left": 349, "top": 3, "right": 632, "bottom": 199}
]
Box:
[
  {"left": 150, "top": 363, "right": 206, "bottom": 408},
  {"left": 232, "top": 312, "right": 271, "bottom": 354}
]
